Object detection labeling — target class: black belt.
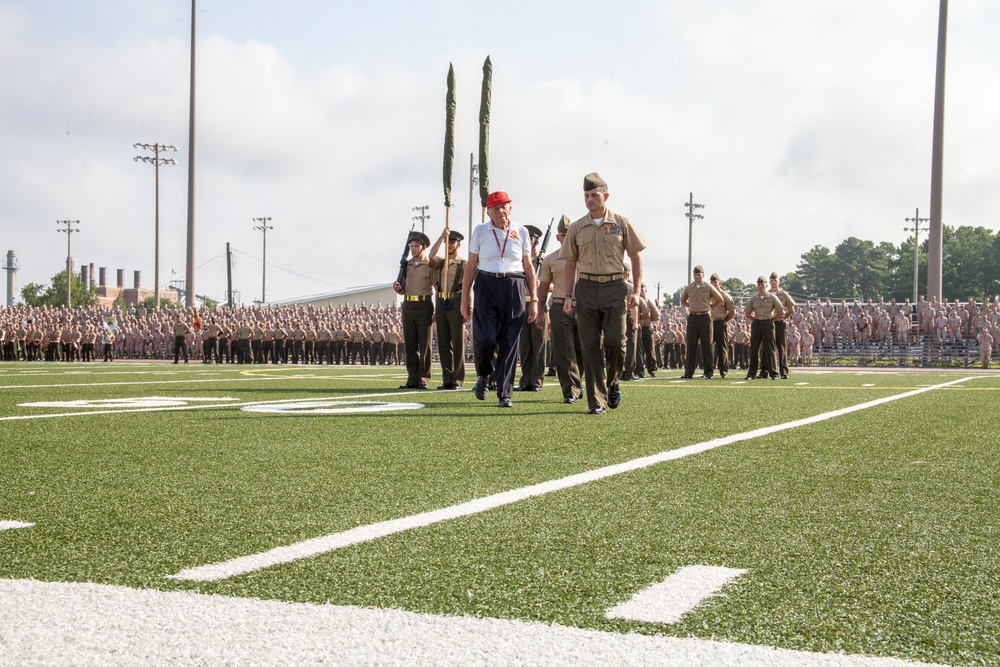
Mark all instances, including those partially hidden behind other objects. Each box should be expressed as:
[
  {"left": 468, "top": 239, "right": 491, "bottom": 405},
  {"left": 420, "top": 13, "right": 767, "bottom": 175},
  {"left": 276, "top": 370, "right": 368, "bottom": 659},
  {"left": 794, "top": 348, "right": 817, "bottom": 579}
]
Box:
[
  {"left": 689, "top": 311, "right": 710, "bottom": 316},
  {"left": 404, "top": 295, "right": 431, "bottom": 302},
  {"left": 479, "top": 270, "right": 524, "bottom": 279},
  {"left": 579, "top": 273, "right": 623, "bottom": 283}
]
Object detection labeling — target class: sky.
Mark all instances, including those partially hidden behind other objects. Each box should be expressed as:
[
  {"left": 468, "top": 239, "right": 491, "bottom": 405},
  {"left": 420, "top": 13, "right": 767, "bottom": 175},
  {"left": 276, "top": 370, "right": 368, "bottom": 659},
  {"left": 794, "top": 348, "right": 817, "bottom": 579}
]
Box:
[{"left": 1, "top": 0, "right": 998, "bottom": 305}]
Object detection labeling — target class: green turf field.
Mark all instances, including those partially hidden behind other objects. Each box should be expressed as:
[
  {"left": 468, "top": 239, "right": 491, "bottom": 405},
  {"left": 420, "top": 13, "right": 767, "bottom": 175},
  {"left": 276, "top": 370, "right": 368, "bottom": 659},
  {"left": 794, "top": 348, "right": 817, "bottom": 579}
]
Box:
[{"left": 1, "top": 363, "right": 997, "bottom": 665}]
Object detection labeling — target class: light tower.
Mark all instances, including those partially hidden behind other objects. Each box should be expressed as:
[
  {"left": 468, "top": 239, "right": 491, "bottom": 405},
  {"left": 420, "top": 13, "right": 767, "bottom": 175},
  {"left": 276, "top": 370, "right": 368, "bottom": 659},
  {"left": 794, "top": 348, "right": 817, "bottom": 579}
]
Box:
[
  {"left": 134, "top": 142, "right": 178, "bottom": 307},
  {"left": 252, "top": 217, "right": 273, "bottom": 304},
  {"left": 56, "top": 220, "right": 80, "bottom": 307},
  {"left": 684, "top": 192, "right": 704, "bottom": 282},
  {"left": 904, "top": 209, "right": 930, "bottom": 305}
]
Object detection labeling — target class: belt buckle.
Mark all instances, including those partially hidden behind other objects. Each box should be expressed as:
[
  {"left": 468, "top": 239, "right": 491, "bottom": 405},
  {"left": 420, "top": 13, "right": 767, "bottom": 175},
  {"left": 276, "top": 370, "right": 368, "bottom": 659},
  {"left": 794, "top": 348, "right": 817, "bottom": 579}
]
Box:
[{"left": 598, "top": 276, "right": 608, "bottom": 283}]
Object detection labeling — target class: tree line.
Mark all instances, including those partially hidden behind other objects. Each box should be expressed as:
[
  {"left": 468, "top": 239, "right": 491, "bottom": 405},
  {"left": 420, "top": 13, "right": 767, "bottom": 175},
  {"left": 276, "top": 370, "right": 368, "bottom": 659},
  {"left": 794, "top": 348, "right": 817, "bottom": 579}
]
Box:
[{"left": 670, "top": 224, "right": 1000, "bottom": 304}]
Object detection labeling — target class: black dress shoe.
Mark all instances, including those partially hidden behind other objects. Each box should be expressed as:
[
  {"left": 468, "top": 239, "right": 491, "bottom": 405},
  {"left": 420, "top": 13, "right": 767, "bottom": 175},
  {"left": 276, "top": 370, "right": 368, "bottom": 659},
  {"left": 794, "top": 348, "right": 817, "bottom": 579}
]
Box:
[
  {"left": 588, "top": 406, "right": 607, "bottom": 415},
  {"left": 744, "top": 375, "right": 754, "bottom": 381},
  {"left": 474, "top": 377, "right": 488, "bottom": 400},
  {"left": 720, "top": 371, "right": 728, "bottom": 378},
  {"left": 526, "top": 386, "right": 541, "bottom": 392},
  {"left": 513, "top": 386, "right": 527, "bottom": 392},
  {"left": 563, "top": 396, "right": 578, "bottom": 404},
  {"left": 780, "top": 374, "right": 788, "bottom": 379},
  {"left": 453, "top": 383, "right": 463, "bottom": 390},
  {"left": 608, "top": 385, "right": 622, "bottom": 409},
  {"left": 498, "top": 397, "right": 513, "bottom": 408},
  {"left": 681, "top": 374, "right": 694, "bottom": 379},
  {"left": 437, "top": 384, "right": 453, "bottom": 390},
  {"left": 399, "top": 383, "right": 416, "bottom": 389}
]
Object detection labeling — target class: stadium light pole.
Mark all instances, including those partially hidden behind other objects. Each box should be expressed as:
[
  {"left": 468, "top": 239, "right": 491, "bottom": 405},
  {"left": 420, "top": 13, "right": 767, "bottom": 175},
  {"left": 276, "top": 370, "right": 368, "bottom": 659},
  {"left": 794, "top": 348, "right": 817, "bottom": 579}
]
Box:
[
  {"left": 412, "top": 205, "right": 430, "bottom": 234},
  {"left": 56, "top": 219, "right": 80, "bottom": 307},
  {"left": 927, "top": 0, "right": 948, "bottom": 301},
  {"left": 184, "top": 0, "right": 197, "bottom": 307},
  {"left": 252, "top": 217, "right": 273, "bottom": 304},
  {"left": 904, "top": 209, "right": 930, "bottom": 306},
  {"left": 684, "top": 192, "right": 704, "bottom": 282},
  {"left": 134, "top": 143, "right": 178, "bottom": 308}
]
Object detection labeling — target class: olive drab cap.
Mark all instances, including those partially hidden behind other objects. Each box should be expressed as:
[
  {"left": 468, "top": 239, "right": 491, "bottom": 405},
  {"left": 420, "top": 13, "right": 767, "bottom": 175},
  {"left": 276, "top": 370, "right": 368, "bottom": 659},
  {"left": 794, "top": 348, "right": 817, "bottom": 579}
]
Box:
[
  {"left": 448, "top": 230, "right": 464, "bottom": 242},
  {"left": 525, "top": 225, "right": 543, "bottom": 239},
  {"left": 557, "top": 215, "right": 571, "bottom": 234},
  {"left": 583, "top": 172, "right": 607, "bottom": 190},
  {"left": 408, "top": 231, "right": 431, "bottom": 247},
  {"left": 770, "top": 271, "right": 779, "bottom": 279},
  {"left": 757, "top": 275, "right": 767, "bottom": 285}
]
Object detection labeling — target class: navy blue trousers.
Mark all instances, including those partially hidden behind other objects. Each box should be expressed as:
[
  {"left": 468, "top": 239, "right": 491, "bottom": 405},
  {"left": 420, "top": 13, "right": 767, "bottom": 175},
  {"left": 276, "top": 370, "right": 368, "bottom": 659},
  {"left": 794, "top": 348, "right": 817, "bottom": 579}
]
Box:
[{"left": 473, "top": 273, "right": 526, "bottom": 400}]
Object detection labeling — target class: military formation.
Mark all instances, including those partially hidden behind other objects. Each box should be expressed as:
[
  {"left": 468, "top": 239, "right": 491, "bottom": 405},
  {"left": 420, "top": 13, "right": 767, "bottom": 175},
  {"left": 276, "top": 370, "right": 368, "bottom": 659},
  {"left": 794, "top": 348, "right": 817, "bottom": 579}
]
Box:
[
  {"left": 4, "top": 170, "right": 999, "bottom": 386},
  {"left": 0, "top": 302, "right": 409, "bottom": 365}
]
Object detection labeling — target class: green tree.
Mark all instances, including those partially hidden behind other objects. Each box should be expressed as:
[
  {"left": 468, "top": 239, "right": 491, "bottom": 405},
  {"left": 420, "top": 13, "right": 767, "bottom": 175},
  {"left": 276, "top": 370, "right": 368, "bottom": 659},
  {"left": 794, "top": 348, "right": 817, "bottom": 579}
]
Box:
[
  {"left": 19, "top": 269, "right": 98, "bottom": 308},
  {"left": 795, "top": 245, "right": 837, "bottom": 298},
  {"left": 942, "top": 225, "right": 998, "bottom": 300},
  {"left": 721, "top": 277, "right": 753, "bottom": 302},
  {"left": 141, "top": 294, "right": 182, "bottom": 310}
]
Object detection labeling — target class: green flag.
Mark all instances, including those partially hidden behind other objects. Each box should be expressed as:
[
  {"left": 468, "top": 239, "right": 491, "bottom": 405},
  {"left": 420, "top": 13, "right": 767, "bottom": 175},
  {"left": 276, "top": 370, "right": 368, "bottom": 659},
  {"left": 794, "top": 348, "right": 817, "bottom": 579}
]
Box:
[
  {"left": 478, "top": 56, "right": 491, "bottom": 209},
  {"left": 443, "top": 63, "right": 456, "bottom": 210}
]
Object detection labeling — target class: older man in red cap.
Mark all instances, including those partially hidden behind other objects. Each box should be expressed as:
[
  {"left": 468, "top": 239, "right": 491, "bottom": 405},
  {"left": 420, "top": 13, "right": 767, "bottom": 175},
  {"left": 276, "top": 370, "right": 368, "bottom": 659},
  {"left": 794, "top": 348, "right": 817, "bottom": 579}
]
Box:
[{"left": 461, "top": 191, "right": 538, "bottom": 408}]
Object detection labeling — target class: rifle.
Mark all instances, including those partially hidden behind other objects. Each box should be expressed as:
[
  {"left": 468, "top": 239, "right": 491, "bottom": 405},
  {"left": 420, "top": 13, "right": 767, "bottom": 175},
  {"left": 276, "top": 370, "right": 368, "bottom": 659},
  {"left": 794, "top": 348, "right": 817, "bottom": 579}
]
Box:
[
  {"left": 534, "top": 217, "right": 554, "bottom": 274},
  {"left": 396, "top": 224, "right": 416, "bottom": 291}
]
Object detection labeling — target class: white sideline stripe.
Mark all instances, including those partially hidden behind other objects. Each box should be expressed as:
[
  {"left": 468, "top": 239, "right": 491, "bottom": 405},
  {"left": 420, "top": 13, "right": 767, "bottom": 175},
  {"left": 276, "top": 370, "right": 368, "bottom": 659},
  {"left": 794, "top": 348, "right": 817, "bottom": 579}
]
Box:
[
  {"left": 605, "top": 565, "right": 747, "bottom": 624},
  {"left": 0, "top": 579, "right": 947, "bottom": 667},
  {"left": 0, "top": 521, "right": 34, "bottom": 531},
  {"left": 0, "top": 391, "right": 422, "bottom": 422},
  {"left": 170, "top": 376, "right": 975, "bottom": 582},
  {"left": 0, "top": 376, "right": 289, "bottom": 391}
]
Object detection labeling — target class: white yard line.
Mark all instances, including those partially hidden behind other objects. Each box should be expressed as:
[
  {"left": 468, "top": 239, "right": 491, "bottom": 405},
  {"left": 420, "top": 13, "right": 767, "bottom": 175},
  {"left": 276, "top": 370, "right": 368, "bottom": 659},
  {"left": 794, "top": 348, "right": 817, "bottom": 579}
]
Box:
[
  {"left": 605, "top": 565, "right": 747, "bottom": 624},
  {"left": 170, "top": 376, "right": 975, "bottom": 582},
  {"left": 0, "top": 521, "right": 34, "bottom": 531},
  {"left": 0, "top": 579, "right": 947, "bottom": 667}
]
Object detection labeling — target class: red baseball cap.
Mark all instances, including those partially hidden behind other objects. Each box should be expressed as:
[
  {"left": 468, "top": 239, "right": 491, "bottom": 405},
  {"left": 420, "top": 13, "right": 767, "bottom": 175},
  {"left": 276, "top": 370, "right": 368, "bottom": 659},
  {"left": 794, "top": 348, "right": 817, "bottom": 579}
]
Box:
[{"left": 486, "top": 191, "right": 511, "bottom": 208}]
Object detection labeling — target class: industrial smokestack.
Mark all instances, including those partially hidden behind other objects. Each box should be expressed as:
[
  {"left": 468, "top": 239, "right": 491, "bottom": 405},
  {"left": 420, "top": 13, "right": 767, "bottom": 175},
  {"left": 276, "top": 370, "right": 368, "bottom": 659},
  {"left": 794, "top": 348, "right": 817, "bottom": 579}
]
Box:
[
  {"left": 134, "top": 271, "right": 141, "bottom": 290},
  {"left": 4, "top": 250, "right": 18, "bottom": 307},
  {"left": 117, "top": 269, "right": 124, "bottom": 288},
  {"left": 99, "top": 267, "right": 107, "bottom": 287}
]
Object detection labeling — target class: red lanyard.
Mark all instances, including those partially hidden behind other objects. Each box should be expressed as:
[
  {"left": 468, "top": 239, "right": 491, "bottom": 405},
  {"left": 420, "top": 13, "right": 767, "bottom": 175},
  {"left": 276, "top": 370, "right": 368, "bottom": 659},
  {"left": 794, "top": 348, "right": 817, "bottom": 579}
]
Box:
[{"left": 491, "top": 227, "right": 510, "bottom": 258}]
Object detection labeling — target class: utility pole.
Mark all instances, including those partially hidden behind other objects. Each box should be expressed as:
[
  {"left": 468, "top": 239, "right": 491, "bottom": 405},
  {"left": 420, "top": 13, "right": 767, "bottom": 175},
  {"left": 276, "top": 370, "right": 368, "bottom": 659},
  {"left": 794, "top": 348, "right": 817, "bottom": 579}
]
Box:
[
  {"left": 56, "top": 220, "right": 80, "bottom": 307},
  {"left": 412, "top": 205, "right": 430, "bottom": 234},
  {"left": 468, "top": 153, "right": 478, "bottom": 241},
  {"left": 134, "top": 143, "right": 178, "bottom": 308},
  {"left": 252, "top": 217, "right": 273, "bottom": 304},
  {"left": 904, "top": 208, "right": 930, "bottom": 305},
  {"left": 225, "top": 242, "right": 234, "bottom": 308},
  {"left": 684, "top": 192, "right": 704, "bottom": 282}
]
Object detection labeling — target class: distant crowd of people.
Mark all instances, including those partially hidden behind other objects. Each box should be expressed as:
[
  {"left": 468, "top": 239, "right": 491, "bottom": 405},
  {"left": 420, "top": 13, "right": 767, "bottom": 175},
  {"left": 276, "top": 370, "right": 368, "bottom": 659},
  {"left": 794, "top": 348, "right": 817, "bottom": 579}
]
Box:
[{"left": 1, "top": 292, "right": 997, "bottom": 372}]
